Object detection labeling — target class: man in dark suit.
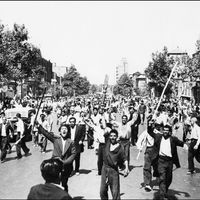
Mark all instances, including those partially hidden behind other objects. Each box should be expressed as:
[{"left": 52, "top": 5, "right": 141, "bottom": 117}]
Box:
[
  {"left": 37, "top": 123, "right": 76, "bottom": 192},
  {"left": 0, "top": 117, "right": 14, "bottom": 163},
  {"left": 27, "top": 158, "right": 72, "bottom": 200},
  {"left": 129, "top": 106, "right": 141, "bottom": 146},
  {"left": 147, "top": 121, "right": 187, "bottom": 197},
  {"left": 68, "top": 117, "right": 85, "bottom": 175}
]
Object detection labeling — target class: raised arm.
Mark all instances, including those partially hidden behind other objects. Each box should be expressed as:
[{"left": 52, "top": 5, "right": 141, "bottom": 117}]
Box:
[
  {"left": 37, "top": 125, "right": 55, "bottom": 143},
  {"left": 147, "top": 121, "right": 156, "bottom": 139}
]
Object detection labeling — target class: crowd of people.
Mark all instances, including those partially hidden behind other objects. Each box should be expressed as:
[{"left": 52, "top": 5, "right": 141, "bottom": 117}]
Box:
[{"left": 0, "top": 94, "right": 200, "bottom": 199}]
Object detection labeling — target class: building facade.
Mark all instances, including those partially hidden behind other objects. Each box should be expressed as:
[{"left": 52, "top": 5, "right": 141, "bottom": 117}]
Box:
[{"left": 115, "top": 58, "right": 128, "bottom": 83}]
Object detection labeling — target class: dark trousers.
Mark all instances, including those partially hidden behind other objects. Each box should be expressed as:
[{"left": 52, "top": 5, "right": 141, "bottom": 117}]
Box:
[
  {"left": 131, "top": 126, "right": 139, "bottom": 145},
  {"left": 1, "top": 136, "right": 8, "bottom": 161},
  {"left": 87, "top": 128, "right": 94, "bottom": 148},
  {"left": 158, "top": 156, "right": 173, "bottom": 196},
  {"left": 143, "top": 147, "right": 158, "bottom": 186},
  {"left": 140, "top": 113, "right": 145, "bottom": 123},
  {"left": 98, "top": 143, "right": 105, "bottom": 175},
  {"left": 16, "top": 133, "right": 30, "bottom": 157},
  {"left": 120, "top": 139, "right": 130, "bottom": 165},
  {"left": 100, "top": 165, "right": 120, "bottom": 200},
  {"left": 183, "top": 124, "right": 190, "bottom": 142},
  {"left": 32, "top": 131, "right": 38, "bottom": 145},
  {"left": 39, "top": 136, "right": 47, "bottom": 152},
  {"left": 188, "top": 139, "right": 198, "bottom": 171},
  {"left": 75, "top": 153, "right": 80, "bottom": 172},
  {"left": 61, "top": 165, "right": 73, "bottom": 192}
]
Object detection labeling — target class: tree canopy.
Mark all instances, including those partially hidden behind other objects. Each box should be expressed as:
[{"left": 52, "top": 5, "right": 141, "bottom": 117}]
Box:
[
  {"left": 62, "top": 65, "right": 90, "bottom": 97},
  {"left": 0, "top": 23, "right": 42, "bottom": 83},
  {"left": 144, "top": 47, "right": 174, "bottom": 96},
  {"left": 113, "top": 73, "right": 132, "bottom": 96}
]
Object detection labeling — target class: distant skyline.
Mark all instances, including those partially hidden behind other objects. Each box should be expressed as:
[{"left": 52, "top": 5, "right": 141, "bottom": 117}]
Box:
[{"left": 1, "top": 1, "right": 200, "bottom": 84}]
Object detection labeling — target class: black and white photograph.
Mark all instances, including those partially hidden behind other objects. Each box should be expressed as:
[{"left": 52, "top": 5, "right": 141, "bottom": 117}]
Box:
[{"left": 0, "top": 1, "right": 200, "bottom": 199}]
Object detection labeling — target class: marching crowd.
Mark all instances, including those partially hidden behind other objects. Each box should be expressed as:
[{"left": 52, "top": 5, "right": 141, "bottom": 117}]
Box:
[{"left": 0, "top": 94, "right": 200, "bottom": 199}]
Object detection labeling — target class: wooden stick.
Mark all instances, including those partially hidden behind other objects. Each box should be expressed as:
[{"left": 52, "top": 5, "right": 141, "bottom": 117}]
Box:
[
  {"left": 32, "top": 88, "right": 46, "bottom": 131},
  {"left": 136, "top": 62, "right": 178, "bottom": 160},
  {"left": 153, "top": 62, "right": 178, "bottom": 119}
]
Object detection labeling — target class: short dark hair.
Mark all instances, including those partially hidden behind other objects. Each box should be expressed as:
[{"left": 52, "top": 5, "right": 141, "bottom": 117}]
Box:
[
  {"left": 58, "top": 123, "right": 71, "bottom": 133},
  {"left": 110, "top": 129, "right": 118, "bottom": 137},
  {"left": 163, "top": 124, "right": 172, "bottom": 133},
  {"left": 16, "top": 113, "right": 21, "bottom": 118},
  {"left": 69, "top": 116, "right": 76, "bottom": 123},
  {"left": 40, "top": 158, "right": 63, "bottom": 183}
]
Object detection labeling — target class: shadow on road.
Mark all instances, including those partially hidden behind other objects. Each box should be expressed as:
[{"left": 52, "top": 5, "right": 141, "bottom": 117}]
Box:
[
  {"left": 129, "top": 164, "right": 143, "bottom": 171},
  {"left": 73, "top": 196, "right": 85, "bottom": 199},
  {"left": 44, "top": 149, "right": 53, "bottom": 153},
  {"left": 79, "top": 169, "right": 92, "bottom": 174},
  {"left": 168, "top": 189, "right": 191, "bottom": 198},
  {"left": 194, "top": 168, "right": 200, "bottom": 174},
  {"left": 4, "top": 156, "right": 17, "bottom": 162},
  {"left": 152, "top": 189, "right": 191, "bottom": 199}
]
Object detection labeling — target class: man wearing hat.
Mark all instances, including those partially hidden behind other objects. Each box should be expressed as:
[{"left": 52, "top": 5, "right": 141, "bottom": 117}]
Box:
[{"left": 36, "top": 122, "right": 76, "bottom": 193}]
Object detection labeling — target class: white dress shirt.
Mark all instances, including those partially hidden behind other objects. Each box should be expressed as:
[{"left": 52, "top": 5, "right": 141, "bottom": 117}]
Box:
[
  {"left": 16, "top": 118, "right": 24, "bottom": 135},
  {"left": 159, "top": 137, "right": 172, "bottom": 157},
  {"left": 1, "top": 124, "right": 6, "bottom": 137},
  {"left": 71, "top": 127, "right": 76, "bottom": 141},
  {"left": 61, "top": 137, "right": 66, "bottom": 154}
]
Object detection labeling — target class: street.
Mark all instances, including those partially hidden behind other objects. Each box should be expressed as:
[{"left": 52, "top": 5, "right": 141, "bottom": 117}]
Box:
[{"left": 0, "top": 114, "right": 200, "bottom": 199}]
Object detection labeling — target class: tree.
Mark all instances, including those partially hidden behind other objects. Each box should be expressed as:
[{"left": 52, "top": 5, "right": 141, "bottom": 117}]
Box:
[
  {"left": 144, "top": 47, "right": 174, "bottom": 97},
  {"left": 0, "top": 23, "right": 43, "bottom": 95},
  {"left": 113, "top": 73, "right": 132, "bottom": 96},
  {"left": 90, "top": 84, "right": 98, "bottom": 94},
  {"left": 62, "top": 65, "right": 90, "bottom": 97}
]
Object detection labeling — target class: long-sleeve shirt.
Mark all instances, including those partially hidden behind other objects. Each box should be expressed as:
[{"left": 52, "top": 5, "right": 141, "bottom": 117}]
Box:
[
  {"left": 190, "top": 123, "right": 200, "bottom": 146},
  {"left": 16, "top": 118, "right": 24, "bottom": 135}
]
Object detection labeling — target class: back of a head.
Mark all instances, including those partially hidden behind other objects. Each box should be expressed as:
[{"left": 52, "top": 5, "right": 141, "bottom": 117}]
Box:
[
  {"left": 40, "top": 158, "right": 63, "bottom": 183},
  {"left": 16, "top": 113, "right": 21, "bottom": 118}
]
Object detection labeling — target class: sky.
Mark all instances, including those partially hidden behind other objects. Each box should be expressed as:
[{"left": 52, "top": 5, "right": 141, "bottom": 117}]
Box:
[{"left": 1, "top": 1, "right": 200, "bottom": 85}]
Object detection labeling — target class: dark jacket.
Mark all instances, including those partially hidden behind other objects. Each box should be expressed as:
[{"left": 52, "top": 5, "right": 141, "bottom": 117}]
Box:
[
  {"left": 147, "top": 125, "right": 184, "bottom": 168},
  {"left": 38, "top": 125, "right": 76, "bottom": 170},
  {"left": 70, "top": 125, "right": 85, "bottom": 154},
  {"left": 27, "top": 183, "right": 72, "bottom": 200}
]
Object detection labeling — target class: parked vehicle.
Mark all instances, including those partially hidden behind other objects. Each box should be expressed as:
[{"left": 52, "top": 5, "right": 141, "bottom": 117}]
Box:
[{"left": 5, "top": 106, "right": 36, "bottom": 142}]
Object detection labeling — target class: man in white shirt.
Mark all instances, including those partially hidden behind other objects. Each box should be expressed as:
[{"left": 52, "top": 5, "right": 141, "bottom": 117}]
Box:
[
  {"left": 148, "top": 122, "right": 187, "bottom": 197},
  {"left": 38, "top": 114, "right": 50, "bottom": 153},
  {"left": 84, "top": 117, "right": 111, "bottom": 175},
  {"left": 15, "top": 113, "right": 30, "bottom": 159},
  {"left": 0, "top": 117, "right": 14, "bottom": 163},
  {"left": 187, "top": 117, "right": 200, "bottom": 174}
]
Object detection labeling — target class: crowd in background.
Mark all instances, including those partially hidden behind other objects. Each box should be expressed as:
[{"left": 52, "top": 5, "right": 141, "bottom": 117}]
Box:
[{"left": 0, "top": 93, "right": 200, "bottom": 199}]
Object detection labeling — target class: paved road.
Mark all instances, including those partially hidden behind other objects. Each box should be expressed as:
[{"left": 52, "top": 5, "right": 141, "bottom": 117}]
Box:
[{"left": 0, "top": 114, "right": 200, "bottom": 199}]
